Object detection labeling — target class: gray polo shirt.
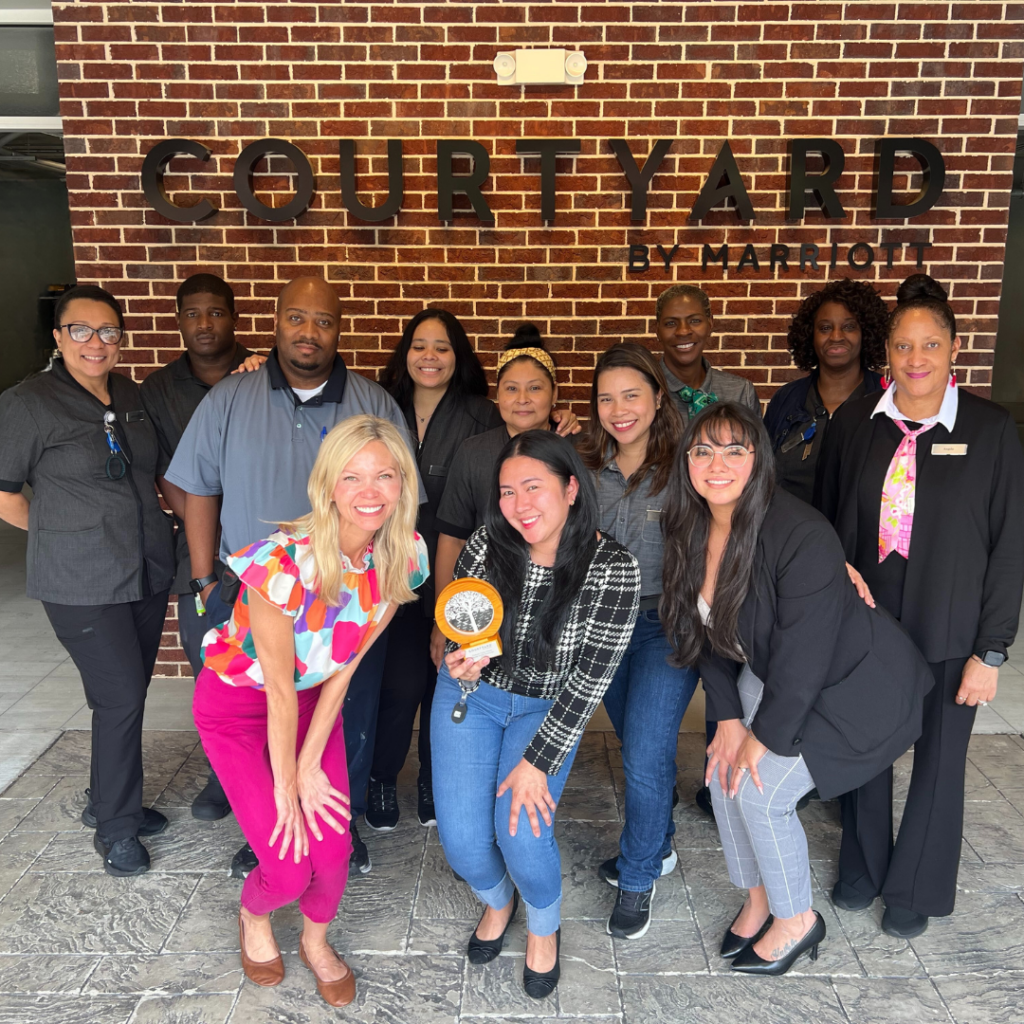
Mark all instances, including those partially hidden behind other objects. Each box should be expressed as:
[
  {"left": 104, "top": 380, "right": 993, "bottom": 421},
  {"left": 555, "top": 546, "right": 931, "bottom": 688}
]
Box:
[
  {"left": 165, "top": 348, "right": 425, "bottom": 562},
  {"left": 661, "top": 357, "right": 759, "bottom": 422},
  {"left": 592, "top": 459, "right": 666, "bottom": 599}
]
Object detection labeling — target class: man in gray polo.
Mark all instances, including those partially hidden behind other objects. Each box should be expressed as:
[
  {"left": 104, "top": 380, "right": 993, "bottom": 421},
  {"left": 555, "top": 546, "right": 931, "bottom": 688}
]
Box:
[{"left": 166, "top": 276, "right": 424, "bottom": 875}]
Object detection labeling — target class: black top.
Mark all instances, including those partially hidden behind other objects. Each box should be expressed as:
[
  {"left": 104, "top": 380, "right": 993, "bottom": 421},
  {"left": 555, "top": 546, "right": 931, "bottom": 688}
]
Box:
[
  {"left": 699, "top": 489, "right": 934, "bottom": 800},
  {"left": 0, "top": 360, "right": 174, "bottom": 605},
  {"left": 400, "top": 389, "right": 500, "bottom": 616},
  {"left": 435, "top": 424, "right": 512, "bottom": 541},
  {"left": 139, "top": 344, "right": 251, "bottom": 594},
  {"left": 764, "top": 370, "right": 884, "bottom": 505},
  {"left": 815, "top": 390, "right": 1024, "bottom": 663}
]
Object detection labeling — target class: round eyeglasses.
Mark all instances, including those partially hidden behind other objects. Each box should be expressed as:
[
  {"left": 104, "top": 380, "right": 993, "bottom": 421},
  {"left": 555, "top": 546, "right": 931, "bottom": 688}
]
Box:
[
  {"left": 686, "top": 443, "right": 753, "bottom": 469},
  {"left": 61, "top": 323, "right": 123, "bottom": 346}
]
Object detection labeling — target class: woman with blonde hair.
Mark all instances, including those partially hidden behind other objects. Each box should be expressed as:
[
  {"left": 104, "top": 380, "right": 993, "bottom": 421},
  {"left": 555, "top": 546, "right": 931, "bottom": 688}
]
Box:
[{"left": 193, "top": 415, "right": 428, "bottom": 1007}]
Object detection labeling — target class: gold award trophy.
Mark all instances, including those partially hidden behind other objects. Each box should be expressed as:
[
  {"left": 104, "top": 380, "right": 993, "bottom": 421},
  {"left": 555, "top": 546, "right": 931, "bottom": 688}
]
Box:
[{"left": 434, "top": 578, "right": 504, "bottom": 660}]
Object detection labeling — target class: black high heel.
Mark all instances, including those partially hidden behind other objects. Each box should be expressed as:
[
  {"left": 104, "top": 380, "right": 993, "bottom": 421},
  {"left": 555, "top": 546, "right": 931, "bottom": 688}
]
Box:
[
  {"left": 730, "top": 911, "right": 826, "bottom": 976},
  {"left": 523, "top": 928, "right": 560, "bottom": 999},
  {"left": 467, "top": 892, "right": 519, "bottom": 965},
  {"left": 720, "top": 910, "right": 774, "bottom": 958}
]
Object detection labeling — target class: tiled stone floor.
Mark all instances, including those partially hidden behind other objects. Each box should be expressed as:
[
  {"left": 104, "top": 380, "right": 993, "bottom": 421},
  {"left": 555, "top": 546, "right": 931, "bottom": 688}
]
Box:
[{"left": 0, "top": 728, "right": 1022, "bottom": 1024}]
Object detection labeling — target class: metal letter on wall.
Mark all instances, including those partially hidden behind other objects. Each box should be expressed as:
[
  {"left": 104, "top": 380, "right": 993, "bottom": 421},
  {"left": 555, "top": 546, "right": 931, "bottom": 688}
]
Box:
[
  {"left": 140, "top": 139, "right": 218, "bottom": 223},
  {"left": 233, "top": 138, "right": 316, "bottom": 223},
  {"left": 874, "top": 138, "right": 946, "bottom": 219},
  {"left": 690, "top": 141, "right": 755, "bottom": 223},
  {"left": 609, "top": 139, "right": 674, "bottom": 222},
  {"left": 514, "top": 138, "right": 582, "bottom": 222},
  {"left": 788, "top": 139, "right": 846, "bottom": 220},
  {"left": 436, "top": 140, "right": 495, "bottom": 224},
  {"left": 338, "top": 139, "right": 404, "bottom": 222}
]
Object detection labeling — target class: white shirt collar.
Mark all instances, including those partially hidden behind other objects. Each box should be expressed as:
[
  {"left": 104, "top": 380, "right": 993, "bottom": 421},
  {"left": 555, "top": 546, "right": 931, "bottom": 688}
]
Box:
[{"left": 870, "top": 381, "right": 958, "bottom": 432}]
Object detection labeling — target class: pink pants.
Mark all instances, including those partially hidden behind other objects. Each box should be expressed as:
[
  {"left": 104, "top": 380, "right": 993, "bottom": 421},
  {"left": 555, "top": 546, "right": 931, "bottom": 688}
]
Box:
[{"left": 193, "top": 669, "right": 352, "bottom": 923}]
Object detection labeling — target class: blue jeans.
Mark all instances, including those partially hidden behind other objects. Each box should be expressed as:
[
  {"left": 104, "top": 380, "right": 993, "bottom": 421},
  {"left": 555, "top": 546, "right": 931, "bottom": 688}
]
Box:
[
  {"left": 431, "top": 666, "right": 581, "bottom": 936},
  {"left": 602, "top": 609, "right": 699, "bottom": 892}
]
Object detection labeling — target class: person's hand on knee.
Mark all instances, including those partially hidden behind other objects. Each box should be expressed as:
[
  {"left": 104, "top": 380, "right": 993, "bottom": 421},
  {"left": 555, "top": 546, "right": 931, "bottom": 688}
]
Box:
[
  {"left": 298, "top": 763, "right": 351, "bottom": 842},
  {"left": 270, "top": 781, "right": 309, "bottom": 863},
  {"left": 498, "top": 758, "right": 557, "bottom": 838}
]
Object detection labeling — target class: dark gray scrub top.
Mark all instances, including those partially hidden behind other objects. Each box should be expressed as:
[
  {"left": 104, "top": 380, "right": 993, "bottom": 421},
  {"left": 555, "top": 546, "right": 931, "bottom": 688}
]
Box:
[
  {"left": 661, "top": 357, "right": 760, "bottom": 422},
  {"left": 140, "top": 344, "right": 251, "bottom": 593},
  {"left": 434, "top": 425, "right": 512, "bottom": 540},
  {"left": 0, "top": 359, "right": 175, "bottom": 605},
  {"left": 165, "top": 348, "right": 426, "bottom": 563}
]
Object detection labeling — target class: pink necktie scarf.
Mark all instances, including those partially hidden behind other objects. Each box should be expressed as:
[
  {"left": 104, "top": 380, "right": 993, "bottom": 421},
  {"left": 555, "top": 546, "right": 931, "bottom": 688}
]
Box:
[{"left": 878, "top": 419, "right": 936, "bottom": 562}]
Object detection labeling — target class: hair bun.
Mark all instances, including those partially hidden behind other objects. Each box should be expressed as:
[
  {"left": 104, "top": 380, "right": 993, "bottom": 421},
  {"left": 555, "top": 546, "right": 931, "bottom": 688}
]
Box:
[
  {"left": 896, "top": 273, "right": 947, "bottom": 305},
  {"left": 505, "top": 322, "right": 548, "bottom": 352}
]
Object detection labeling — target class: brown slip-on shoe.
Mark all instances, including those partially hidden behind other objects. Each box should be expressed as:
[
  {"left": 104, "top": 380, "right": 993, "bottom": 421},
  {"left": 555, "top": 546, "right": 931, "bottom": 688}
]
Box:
[
  {"left": 238, "top": 912, "right": 285, "bottom": 987},
  {"left": 299, "top": 940, "right": 356, "bottom": 1008}
]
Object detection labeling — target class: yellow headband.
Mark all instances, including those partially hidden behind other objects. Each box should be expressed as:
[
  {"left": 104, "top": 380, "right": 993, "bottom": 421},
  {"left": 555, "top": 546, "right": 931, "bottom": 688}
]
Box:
[{"left": 496, "top": 346, "right": 557, "bottom": 381}]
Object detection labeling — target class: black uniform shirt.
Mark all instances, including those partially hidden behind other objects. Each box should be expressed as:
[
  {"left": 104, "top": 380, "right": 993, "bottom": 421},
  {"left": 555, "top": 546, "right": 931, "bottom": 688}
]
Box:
[
  {"left": 139, "top": 344, "right": 251, "bottom": 593},
  {"left": 435, "top": 425, "right": 513, "bottom": 541},
  {"left": 0, "top": 360, "right": 174, "bottom": 605}
]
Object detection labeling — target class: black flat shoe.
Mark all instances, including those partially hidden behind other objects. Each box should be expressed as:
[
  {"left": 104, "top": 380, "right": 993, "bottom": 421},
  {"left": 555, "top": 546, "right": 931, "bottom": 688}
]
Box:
[
  {"left": 882, "top": 905, "right": 929, "bottom": 938},
  {"left": 81, "top": 790, "right": 168, "bottom": 836},
  {"left": 523, "top": 928, "right": 560, "bottom": 999},
  {"left": 191, "top": 773, "right": 231, "bottom": 821},
  {"left": 720, "top": 910, "right": 774, "bottom": 958},
  {"left": 230, "top": 842, "right": 259, "bottom": 879},
  {"left": 468, "top": 892, "right": 519, "bottom": 965},
  {"left": 730, "top": 911, "right": 826, "bottom": 975},
  {"left": 831, "top": 879, "right": 877, "bottom": 912},
  {"left": 94, "top": 834, "right": 151, "bottom": 877}
]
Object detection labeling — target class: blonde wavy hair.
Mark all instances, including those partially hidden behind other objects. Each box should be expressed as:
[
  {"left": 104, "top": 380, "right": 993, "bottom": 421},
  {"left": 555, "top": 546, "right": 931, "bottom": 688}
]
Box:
[{"left": 279, "top": 415, "right": 420, "bottom": 607}]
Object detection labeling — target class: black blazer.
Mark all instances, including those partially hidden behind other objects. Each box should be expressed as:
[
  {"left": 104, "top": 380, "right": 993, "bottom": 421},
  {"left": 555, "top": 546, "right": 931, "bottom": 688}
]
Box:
[
  {"left": 699, "top": 490, "right": 933, "bottom": 800},
  {"left": 815, "top": 390, "right": 1024, "bottom": 663}
]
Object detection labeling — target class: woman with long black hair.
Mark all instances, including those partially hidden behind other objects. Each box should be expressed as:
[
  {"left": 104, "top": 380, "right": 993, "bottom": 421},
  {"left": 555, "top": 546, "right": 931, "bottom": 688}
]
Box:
[
  {"left": 815, "top": 274, "right": 1024, "bottom": 938},
  {"left": 432, "top": 430, "right": 640, "bottom": 998},
  {"left": 576, "top": 343, "right": 693, "bottom": 940},
  {"left": 660, "top": 402, "right": 932, "bottom": 975}
]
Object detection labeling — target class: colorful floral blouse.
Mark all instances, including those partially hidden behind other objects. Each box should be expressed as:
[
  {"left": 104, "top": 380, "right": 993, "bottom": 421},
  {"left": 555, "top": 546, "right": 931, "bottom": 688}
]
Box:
[{"left": 202, "top": 529, "right": 429, "bottom": 691}]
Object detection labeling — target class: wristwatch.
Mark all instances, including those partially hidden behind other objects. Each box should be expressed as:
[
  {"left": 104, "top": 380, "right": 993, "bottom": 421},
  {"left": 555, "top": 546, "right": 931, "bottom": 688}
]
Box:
[
  {"left": 189, "top": 573, "right": 217, "bottom": 615},
  {"left": 978, "top": 651, "right": 1006, "bottom": 668}
]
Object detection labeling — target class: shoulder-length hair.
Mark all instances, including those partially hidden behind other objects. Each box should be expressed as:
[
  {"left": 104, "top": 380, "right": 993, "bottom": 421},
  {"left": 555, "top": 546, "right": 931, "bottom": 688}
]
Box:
[
  {"left": 483, "top": 429, "right": 599, "bottom": 670},
  {"left": 279, "top": 415, "right": 421, "bottom": 607},
  {"left": 660, "top": 402, "right": 775, "bottom": 669},
  {"left": 378, "top": 308, "right": 489, "bottom": 410},
  {"left": 577, "top": 342, "right": 683, "bottom": 496}
]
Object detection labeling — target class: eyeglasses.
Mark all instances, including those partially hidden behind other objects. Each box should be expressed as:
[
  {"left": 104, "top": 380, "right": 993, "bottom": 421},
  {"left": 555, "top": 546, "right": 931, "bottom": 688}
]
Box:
[
  {"left": 687, "top": 443, "right": 753, "bottom": 468},
  {"left": 61, "top": 323, "right": 123, "bottom": 346}
]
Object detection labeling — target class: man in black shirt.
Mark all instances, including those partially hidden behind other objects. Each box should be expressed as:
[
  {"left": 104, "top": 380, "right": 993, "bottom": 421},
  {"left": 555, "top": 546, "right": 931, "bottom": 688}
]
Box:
[{"left": 140, "top": 274, "right": 253, "bottom": 841}]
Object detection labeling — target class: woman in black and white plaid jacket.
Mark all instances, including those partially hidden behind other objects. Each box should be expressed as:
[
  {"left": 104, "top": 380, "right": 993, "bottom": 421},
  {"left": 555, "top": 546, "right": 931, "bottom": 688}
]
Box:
[{"left": 431, "top": 429, "right": 640, "bottom": 1001}]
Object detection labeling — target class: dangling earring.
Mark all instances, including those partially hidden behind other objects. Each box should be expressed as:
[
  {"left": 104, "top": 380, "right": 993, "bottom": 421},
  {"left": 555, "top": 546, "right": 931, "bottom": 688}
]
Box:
[
  {"left": 949, "top": 363, "right": 958, "bottom": 388},
  {"left": 881, "top": 367, "right": 892, "bottom": 390}
]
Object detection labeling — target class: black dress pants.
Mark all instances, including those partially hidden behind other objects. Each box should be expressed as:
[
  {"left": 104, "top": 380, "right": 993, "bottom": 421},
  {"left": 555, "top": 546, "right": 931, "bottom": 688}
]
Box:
[
  {"left": 370, "top": 610, "right": 436, "bottom": 785},
  {"left": 837, "top": 657, "right": 974, "bottom": 917},
  {"left": 43, "top": 592, "right": 169, "bottom": 843},
  {"left": 343, "top": 621, "right": 389, "bottom": 821}
]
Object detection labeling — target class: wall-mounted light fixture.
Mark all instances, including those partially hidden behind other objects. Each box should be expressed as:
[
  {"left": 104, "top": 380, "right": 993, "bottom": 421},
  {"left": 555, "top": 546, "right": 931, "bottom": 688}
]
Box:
[{"left": 493, "top": 49, "right": 587, "bottom": 86}]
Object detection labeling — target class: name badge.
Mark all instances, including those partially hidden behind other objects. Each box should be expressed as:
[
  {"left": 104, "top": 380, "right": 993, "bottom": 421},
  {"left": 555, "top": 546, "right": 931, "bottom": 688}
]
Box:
[
  {"left": 428, "top": 464, "right": 448, "bottom": 477},
  {"left": 932, "top": 443, "right": 967, "bottom": 456},
  {"left": 125, "top": 410, "right": 146, "bottom": 423},
  {"left": 646, "top": 509, "right": 663, "bottom": 521}
]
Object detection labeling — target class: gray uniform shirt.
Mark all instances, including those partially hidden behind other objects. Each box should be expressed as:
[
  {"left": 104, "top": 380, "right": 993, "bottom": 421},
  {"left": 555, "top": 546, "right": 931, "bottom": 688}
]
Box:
[
  {"left": 661, "top": 357, "right": 759, "bottom": 422},
  {"left": 593, "top": 460, "right": 667, "bottom": 598},
  {"left": 165, "top": 348, "right": 425, "bottom": 563}
]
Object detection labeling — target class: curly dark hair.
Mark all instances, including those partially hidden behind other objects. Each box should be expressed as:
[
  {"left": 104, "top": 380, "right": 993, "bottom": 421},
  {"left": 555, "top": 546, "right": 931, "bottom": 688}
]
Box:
[{"left": 786, "top": 278, "right": 889, "bottom": 373}]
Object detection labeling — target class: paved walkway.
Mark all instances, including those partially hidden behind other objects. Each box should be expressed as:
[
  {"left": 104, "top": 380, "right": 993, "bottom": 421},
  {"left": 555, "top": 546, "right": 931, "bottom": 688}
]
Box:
[{"left": 1, "top": 520, "right": 1023, "bottom": 1023}]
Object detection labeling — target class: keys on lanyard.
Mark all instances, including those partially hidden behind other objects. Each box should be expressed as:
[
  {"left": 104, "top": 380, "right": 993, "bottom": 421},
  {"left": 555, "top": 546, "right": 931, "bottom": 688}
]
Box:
[
  {"left": 452, "top": 681, "right": 478, "bottom": 723},
  {"left": 103, "top": 411, "right": 130, "bottom": 480}
]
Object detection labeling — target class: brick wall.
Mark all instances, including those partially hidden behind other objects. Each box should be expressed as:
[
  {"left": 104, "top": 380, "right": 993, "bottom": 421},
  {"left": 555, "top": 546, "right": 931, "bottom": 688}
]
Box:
[{"left": 53, "top": 1, "right": 1024, "bottom": 675}]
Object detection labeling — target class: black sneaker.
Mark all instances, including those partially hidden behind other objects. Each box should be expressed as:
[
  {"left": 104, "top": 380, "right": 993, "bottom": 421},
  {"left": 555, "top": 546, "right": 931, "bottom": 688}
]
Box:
[
  {"left": 350, "top": 822, "right": 372, "bottom": 874},
  {"left": 229, "top": 842, "right": 258, "bottom": 879},
  {"left": 695, "top": 785, "right": 715, "bottom": 817},
  {"left": 607, "top": 883, "right": 654, "bottom": 939},
  {"left": 94, "top": 833, "right": 150, "bottom": 877},
  {"left": 191, "top": 773, "right": 231, "bottom": 821},
  {"left": 598, "top": 850, "right": 677, "bottom": 888},
  {"left": 81, "top": 789, "right": 168, "bottom": 837},
  {"left": 417, "top": 778, "right": 436, "bottom": 827},
  {"left": 365, "top": 778, "right": 399, "bottom": 831}
]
